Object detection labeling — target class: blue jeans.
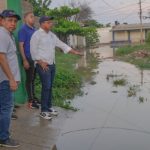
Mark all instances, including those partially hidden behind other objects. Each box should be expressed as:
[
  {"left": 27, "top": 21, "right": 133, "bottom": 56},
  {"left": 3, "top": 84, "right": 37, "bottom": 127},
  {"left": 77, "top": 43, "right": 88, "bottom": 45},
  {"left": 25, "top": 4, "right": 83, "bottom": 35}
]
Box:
[
  {"left": 36, "top": 64, "right": 55, "bottom": 112},
  {"left": 0, "top": 80, "right": 13, "bottom": 141}
]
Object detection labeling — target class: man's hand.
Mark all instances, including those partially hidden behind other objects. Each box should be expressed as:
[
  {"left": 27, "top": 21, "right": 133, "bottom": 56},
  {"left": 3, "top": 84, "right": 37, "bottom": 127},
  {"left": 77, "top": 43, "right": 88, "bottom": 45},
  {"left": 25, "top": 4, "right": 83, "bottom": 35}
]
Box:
[
  {"left": 23, "top": 59, "right": 30, "bottom": 70},
  {"left": 37, "top": 60, "right": 49, "bottom": 71},
  {"left": 69, "top": 49, "right": 84, "bottom": 56},
  {"left": 9, "top": 79, "right": 18, "bottom": 91}
]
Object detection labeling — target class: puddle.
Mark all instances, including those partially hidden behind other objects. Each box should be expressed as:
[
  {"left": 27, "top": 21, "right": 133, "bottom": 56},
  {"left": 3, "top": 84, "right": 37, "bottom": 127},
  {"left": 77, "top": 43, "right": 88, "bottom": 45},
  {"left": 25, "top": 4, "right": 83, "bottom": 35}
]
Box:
[{"left": 56, "top": 46, "right": 150, "bottom": 150}]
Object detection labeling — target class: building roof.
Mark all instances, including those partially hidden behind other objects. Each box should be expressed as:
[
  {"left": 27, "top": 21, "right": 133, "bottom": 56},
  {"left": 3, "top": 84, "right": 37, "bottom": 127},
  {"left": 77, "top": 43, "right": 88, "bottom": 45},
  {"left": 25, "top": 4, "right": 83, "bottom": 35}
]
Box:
[{"left": 111, "top": 23, "right": 150, "bottom": 31}]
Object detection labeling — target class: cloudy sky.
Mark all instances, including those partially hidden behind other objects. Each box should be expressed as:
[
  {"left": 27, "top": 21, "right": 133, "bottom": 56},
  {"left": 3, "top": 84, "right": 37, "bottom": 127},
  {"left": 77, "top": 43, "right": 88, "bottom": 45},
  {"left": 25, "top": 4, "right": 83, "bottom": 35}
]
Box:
[{"left": 50, "top": 0, "right": 150, "bottom": 25}]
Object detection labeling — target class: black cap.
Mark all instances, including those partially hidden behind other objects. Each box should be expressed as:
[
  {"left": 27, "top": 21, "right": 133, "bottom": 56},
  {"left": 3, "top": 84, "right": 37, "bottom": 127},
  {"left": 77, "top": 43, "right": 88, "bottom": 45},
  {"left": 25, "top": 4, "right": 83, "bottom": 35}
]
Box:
[
  {"left": 39, "top": 16, "right": 54, "bottom": 24},
  {"left": 1, "top": 10, "right": 21, "bottom": 20}
]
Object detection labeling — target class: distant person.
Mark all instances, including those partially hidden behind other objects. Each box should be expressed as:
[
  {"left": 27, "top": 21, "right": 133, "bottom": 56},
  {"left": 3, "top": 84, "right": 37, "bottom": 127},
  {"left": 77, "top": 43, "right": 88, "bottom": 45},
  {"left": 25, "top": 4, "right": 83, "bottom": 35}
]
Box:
[
  {"left": 30, "top": 16, "right": 83, "bottom": 120},
  {"left": 18, "top": 12, "right": 40, "bottom": 109},
  {"left": 0, "top": 9, "right": 21, "bottom": 148}
]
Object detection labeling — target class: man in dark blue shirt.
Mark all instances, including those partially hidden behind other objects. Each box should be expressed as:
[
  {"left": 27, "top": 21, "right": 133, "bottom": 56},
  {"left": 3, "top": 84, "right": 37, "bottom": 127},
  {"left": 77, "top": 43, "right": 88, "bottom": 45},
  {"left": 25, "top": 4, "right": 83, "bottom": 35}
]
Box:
[{"left": 18, "top": 12, "right": 39, "bottom": 109}]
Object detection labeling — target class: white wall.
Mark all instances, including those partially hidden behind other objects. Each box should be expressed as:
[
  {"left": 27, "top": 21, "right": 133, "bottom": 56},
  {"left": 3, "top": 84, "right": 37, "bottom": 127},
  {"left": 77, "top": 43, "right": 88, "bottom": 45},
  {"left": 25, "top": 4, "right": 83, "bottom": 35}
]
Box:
[{"left": 97, "top": 27, "right": 112, "bottom": 44}]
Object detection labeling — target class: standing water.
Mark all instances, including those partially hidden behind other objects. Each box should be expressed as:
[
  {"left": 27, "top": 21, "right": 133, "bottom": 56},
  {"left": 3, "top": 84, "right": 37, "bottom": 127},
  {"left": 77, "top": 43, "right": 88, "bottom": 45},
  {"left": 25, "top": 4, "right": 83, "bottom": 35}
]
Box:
[{"left": 56, "top": 46, "right": 150, "bottom": 150}]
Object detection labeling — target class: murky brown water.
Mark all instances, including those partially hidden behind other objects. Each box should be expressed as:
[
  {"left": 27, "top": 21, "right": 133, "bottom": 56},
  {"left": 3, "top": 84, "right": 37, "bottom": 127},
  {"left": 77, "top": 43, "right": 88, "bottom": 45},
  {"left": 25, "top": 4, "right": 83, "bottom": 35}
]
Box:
[{"left": 56, "top": 46, "right": 150, "bottom": 150}]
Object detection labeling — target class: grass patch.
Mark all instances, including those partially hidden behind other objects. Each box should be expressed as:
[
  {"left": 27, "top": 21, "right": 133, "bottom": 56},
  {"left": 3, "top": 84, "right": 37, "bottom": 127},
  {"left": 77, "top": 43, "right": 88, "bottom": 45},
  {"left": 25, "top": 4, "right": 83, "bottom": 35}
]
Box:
[
  {"left": 113, "top": 79, "right": 127, "bottom": 87},
  {"left": 138, "top": 96, "right": 148, "bottom": 103},
  {"left": 127, "top": 85, "right": 140, "bottom": 97},
  {"left": 116, "top": 44, "right": 150, "bottom": 56},
  {"left": 116, "top": 44, "right": 150, "bottom": 69}
]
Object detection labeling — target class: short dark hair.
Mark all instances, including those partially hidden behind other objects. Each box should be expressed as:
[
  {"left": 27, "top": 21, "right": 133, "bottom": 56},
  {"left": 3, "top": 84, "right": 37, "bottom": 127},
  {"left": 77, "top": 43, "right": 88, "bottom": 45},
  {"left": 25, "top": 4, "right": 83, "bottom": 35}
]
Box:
[{"left": 24, "top": 11, "right": 34, "bottom": 18}]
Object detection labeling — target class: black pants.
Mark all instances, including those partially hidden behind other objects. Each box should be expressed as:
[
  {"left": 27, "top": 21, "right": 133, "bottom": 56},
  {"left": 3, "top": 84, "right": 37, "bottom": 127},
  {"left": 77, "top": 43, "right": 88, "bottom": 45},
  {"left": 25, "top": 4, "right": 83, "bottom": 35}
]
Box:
[{"left": 25, "top": 58, "right": 36, "bottom": 102}]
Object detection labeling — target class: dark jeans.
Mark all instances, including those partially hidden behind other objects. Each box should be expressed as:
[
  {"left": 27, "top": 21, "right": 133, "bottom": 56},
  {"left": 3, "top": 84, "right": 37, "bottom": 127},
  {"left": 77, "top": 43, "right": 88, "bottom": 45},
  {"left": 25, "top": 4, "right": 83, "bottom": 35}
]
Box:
[
  {"left": 36, "top": 64, "right": 55, "bottom": 112},
  {"left": 25, "top": 57, "right": 36, "bottom": 101},
  {"left": 0, "top": 81, "right": 13, "bottom": 141}
]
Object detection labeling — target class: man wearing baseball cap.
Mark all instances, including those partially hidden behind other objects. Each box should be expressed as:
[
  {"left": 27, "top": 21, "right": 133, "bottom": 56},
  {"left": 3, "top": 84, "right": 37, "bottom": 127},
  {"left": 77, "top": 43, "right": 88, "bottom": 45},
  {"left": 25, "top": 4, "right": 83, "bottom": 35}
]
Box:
[
  {"left": 0, "top": 10, "right": 21, "bottom": 147},
  {"left": 30, "top": 16, "right": 83, "bottom": 120}
]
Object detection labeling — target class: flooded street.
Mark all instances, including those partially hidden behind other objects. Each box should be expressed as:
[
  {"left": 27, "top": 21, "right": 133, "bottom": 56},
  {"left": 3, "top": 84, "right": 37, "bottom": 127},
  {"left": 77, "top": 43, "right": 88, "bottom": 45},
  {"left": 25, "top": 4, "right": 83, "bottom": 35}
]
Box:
[{"left": 56, "top": 46, "right": 150, "bottom": 150}]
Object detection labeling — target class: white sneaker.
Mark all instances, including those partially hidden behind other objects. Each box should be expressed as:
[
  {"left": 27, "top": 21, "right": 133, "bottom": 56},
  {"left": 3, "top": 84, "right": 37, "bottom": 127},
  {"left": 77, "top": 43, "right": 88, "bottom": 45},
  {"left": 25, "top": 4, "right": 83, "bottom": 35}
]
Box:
[
  {"left": 40, "top": 112, "right": 52, "bottom": 120},
  {"left": 48, "top": 108, "right": 59, "bottom": 116}
]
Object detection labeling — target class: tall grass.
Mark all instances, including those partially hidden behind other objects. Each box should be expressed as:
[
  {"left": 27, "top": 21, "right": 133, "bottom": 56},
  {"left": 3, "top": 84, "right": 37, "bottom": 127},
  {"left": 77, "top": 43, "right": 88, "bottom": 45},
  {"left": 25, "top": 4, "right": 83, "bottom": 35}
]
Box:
[{"left": 116, "top": 44, "right": 150, "bottom": 56}]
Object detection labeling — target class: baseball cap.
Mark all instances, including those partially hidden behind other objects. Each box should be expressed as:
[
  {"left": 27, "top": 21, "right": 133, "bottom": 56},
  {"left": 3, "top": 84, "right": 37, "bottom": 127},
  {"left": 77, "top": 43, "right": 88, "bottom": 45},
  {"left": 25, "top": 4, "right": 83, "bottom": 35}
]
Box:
[
  {"left": 1, "top": 10, "right": 21, "bottom": 20},
  {"left": 39, "top": 16, "right": 54, "bottom": 24}
]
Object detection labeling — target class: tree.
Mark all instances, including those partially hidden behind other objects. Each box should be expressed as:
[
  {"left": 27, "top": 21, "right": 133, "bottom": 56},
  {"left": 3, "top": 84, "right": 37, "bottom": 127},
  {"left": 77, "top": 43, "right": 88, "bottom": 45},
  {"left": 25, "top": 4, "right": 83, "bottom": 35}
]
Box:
[
  {"left": 69, "top": 1, "right": 93, "bottom": 22},
  {"left": 46, "top": 6, "right": 99, "bottom": 47},
  {"left": 83, "top": 20, "right": 104, "bottom": 28},
  {"left": 28, "top": 0, "right": 51, "bottom": 16}
]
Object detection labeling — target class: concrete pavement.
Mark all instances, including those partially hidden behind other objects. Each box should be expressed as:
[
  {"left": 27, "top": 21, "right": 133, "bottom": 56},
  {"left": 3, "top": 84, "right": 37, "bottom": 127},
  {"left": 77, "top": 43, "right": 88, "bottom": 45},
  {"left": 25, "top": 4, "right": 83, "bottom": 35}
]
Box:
[{"left": 1, "top": 105, "right": 73, "bottom": 150}]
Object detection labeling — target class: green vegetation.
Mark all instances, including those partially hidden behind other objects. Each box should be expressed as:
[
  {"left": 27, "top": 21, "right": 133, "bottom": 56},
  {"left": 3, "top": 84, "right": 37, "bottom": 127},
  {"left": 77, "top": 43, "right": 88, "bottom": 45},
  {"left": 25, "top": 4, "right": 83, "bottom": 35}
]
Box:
[
  {"left": 113, "top": 79, "right": 127, "bottom": 87},
  {"left": 83, "top": 20, "right": 104, "bottom": 28},
  {"left": 35, "top": 50, "right": 99, "bottom": 110},
  {"left": 146, "top": 32, "right": 150, "bottom": 44},
  {"left": 127, "top": 85, "right": 140, "bottom": 97},
  {"left": 116, "top": 44, "right": 150, "bottom": 69},
  {"left": 138, "top": 96, "right": 147, "bottom": 103}
]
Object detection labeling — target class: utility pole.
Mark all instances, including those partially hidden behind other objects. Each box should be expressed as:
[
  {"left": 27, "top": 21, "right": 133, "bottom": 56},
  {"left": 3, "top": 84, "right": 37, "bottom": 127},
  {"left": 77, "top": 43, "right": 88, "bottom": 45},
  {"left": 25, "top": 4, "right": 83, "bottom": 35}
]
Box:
[{"left": 139, "top": 0, "right": 143, "bottom": 43}]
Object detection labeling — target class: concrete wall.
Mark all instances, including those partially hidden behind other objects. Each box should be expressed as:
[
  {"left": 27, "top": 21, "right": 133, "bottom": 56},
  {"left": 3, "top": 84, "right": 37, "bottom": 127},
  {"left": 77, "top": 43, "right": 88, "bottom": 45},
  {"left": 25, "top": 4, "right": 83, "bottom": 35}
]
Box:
[
  {"left": 0, "top": 0, "right": 7, "bottom": 12},
  {"left": 69, "top": 35, "right": 86, "bottom": 48},
  {"left": 97, "top": 27, "right": 112, "bottom": 44}
]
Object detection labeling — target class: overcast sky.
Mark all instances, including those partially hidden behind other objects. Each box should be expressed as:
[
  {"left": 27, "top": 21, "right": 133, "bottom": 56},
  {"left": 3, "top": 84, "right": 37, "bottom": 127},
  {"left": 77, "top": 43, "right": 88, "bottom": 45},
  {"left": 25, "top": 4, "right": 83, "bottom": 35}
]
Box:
[{"left": 50, "top": 0, "right": 150, "bottom": 25}]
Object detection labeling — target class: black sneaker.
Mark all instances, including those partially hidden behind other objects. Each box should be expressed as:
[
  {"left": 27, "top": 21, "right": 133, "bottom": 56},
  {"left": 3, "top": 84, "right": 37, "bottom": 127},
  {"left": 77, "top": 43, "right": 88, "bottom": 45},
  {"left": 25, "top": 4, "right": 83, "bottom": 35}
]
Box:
[
  {"left": 0, "top": 138, "right": 20, "bottom": 148},
  {"left": 14, "top": 105, "right": 20, "bottom": 109},
  {"left": 11, "top": 113, "right": 18, "bottom": 120},
  {"left": 33, "top": 97, "right": 41, "bottom": 106}
]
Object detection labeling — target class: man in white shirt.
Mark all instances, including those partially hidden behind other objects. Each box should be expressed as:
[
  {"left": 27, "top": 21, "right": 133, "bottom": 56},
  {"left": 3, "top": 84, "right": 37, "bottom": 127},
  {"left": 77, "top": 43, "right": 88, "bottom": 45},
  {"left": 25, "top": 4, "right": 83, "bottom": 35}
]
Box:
[{"left": 30, "top": 16, "right": 82, "bottom": 120}]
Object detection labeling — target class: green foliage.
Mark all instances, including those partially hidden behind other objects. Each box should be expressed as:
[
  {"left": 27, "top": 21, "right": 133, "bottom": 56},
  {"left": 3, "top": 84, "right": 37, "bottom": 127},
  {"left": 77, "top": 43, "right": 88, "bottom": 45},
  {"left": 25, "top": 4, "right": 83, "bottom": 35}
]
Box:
[
  {"left": 84, "top": 27, "right": 100, "bottom": 48},
  {"left": 46, "top": 6, "right": 80, "bottom": 19},
  {"left": 29, "top": 0, "right": 51, "bottom": 16},
  {"left": 113, "top": 79, "right": 127, "bottom": 87},
  {"left": 116, "top": 44, "right": 150, "bottom": 56},
  {"left": 52, "top": 19, "right": 85, "bottom": 36},
  {"left": 116, "top": 44, "right": 150, "bottom": 69},
  {"left": 83, "top": 20, "right": 104, "bottom": 28},
  {"left": 146, "top": 32, "right": 150, "bottom": 43}
]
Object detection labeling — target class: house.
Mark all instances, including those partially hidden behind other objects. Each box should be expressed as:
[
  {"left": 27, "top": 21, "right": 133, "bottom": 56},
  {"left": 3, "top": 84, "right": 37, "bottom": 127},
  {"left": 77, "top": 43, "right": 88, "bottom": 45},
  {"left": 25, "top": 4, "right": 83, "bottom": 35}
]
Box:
[{"left": 111, "top": 23, "right": 150, "bottom": 44}]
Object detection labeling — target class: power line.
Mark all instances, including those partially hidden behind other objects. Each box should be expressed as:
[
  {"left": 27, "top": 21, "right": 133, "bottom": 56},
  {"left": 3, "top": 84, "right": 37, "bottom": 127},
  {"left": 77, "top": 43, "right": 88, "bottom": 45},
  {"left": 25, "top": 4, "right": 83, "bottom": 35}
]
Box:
[
  {"left": 93, "top": 2, "right": 139, "bottom": 16},
  {"left": 101, "top": 0, "right": 116, "bottom": 10}
]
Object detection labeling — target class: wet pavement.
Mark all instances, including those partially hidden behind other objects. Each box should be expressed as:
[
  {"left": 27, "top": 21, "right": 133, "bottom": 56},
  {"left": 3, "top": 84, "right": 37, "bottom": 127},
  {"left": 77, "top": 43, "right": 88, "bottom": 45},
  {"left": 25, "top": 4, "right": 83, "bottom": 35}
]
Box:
[
  {"left": 1, "top": 106, "right": 73, "bottom": 150},
  {"left": 56, "top": 46, "right": 150, "bottom": 150}
]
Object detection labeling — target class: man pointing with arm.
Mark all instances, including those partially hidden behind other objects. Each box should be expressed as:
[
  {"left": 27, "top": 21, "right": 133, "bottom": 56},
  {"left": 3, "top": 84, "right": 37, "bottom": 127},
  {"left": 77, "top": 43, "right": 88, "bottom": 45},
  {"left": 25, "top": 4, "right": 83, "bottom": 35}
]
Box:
[{"left": 30, "top": 16, "right": 82, "bottom": 120}]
